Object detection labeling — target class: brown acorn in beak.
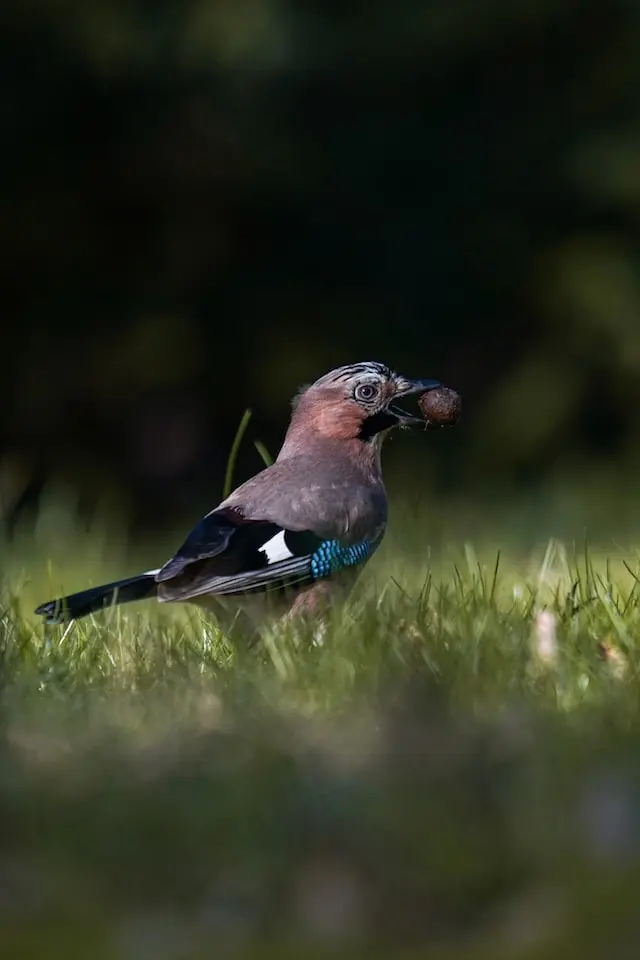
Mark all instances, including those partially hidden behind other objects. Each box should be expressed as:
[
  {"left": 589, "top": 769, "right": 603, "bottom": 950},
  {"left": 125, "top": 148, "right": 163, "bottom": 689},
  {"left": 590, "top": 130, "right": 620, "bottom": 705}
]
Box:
[{"left": 418, "top": 386, "right": 461, "bottom": 427}]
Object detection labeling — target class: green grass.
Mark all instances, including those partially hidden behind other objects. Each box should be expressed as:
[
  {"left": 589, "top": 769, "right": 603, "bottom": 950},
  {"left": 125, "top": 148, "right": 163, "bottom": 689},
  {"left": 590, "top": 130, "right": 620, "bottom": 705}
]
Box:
[{"left": 3, "top": 496, "right": 640, "bottom": 959}]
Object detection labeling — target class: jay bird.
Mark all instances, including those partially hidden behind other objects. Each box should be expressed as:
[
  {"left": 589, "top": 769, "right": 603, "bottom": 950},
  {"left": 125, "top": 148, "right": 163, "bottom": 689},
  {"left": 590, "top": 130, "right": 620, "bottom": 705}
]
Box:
[{"left": 35, "top": 362, "right": 440, "bottom": 630}]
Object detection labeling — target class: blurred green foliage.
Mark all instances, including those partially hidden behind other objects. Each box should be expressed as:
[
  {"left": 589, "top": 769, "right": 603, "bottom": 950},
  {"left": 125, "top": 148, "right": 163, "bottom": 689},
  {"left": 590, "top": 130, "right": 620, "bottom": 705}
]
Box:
[{"left": 2, "top": 0, "right": 640, "bottom": 534}]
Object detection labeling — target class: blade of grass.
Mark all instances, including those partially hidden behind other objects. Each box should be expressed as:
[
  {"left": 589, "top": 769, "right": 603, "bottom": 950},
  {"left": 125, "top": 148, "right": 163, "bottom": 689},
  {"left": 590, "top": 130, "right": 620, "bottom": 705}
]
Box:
[
  {"left": 489, "top": 550, "right": 500, "bottom": 604},
  {"left": 254, "top": 440, "right": 273, "bottom": 467},
  {"left": 223, "top": 408, "right": 252, "bottom": 499}
]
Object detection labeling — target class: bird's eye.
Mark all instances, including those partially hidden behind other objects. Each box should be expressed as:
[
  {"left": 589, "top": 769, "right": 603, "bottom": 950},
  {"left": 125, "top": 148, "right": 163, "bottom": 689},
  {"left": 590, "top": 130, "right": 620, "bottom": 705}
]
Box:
[{"left": 355, "top": 382, "right": 379, "bottom": 402}]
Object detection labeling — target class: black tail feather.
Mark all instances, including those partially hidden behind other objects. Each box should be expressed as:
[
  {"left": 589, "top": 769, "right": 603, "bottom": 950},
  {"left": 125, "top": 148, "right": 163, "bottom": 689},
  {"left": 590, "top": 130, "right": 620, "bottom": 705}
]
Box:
[{"left": 34, "top": 573, "right": 158, "bottom": 625}]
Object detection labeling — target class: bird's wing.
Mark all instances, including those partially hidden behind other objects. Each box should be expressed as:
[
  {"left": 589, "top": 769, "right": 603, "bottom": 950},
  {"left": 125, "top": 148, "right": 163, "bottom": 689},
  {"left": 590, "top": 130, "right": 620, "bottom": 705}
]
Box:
[{"left": 155, "top": 507, "right": 373, "bottom": 602}]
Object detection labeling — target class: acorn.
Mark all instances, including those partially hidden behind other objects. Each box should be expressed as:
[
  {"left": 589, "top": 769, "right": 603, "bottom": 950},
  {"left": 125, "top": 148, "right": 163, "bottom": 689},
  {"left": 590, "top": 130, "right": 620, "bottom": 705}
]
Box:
[{"left": 418, "top": 386, "right": 461, "bottom": 427}]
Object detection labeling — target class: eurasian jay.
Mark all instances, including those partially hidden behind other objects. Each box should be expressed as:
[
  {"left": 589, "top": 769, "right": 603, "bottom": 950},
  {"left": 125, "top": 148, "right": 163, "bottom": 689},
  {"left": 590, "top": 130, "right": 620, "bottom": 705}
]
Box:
[{"left": 35, "top": 362, "right": 440, "bottom": 628}]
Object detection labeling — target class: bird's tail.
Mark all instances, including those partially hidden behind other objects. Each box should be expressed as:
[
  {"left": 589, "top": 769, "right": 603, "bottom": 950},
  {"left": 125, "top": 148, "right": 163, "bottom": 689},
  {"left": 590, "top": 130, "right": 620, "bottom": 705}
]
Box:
[{"left": 34, "top": 571, "right": 159, "bottom": 625}]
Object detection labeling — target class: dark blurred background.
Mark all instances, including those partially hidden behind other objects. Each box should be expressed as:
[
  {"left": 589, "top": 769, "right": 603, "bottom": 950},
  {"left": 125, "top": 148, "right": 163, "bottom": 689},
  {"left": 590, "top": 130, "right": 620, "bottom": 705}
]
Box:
[{"left": 3, "top": 0, "right": 640, "bottom": 536}]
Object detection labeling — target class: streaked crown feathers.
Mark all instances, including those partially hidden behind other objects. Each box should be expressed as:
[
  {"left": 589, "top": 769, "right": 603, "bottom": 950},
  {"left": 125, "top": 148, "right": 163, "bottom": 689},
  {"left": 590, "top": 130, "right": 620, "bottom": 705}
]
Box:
[{"left": 292, "top": 361, "right": 397, "bottom": 410}]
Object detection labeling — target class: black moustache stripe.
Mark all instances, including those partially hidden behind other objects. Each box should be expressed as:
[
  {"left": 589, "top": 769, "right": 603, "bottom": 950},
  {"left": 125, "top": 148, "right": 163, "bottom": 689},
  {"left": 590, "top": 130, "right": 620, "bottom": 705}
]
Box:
[{"left": 358, "top": 410, "right": 399, "bottom": 441}]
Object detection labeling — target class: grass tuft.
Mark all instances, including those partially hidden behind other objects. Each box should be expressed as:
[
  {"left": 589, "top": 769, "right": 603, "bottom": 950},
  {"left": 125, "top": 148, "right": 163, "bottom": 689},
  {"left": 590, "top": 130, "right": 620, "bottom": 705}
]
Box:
[{"left": 3, "top": 501, "right": 640, "bottom": 957}]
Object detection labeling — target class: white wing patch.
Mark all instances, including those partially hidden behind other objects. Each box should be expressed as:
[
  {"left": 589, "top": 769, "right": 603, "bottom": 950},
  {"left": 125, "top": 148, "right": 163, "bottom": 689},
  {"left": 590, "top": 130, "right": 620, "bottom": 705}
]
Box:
[{"left": 259, "top": 530, "right": 294, "bottom": 564}]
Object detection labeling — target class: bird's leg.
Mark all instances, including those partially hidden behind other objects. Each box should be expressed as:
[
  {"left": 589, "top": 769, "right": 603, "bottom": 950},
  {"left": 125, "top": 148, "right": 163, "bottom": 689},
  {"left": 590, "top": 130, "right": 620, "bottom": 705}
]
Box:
[
  {"left": 287, "top": 580, "right": 334, "bottom": 619},
  {"left": 283, "top": 579, "right": 356, "bottom": 646}
]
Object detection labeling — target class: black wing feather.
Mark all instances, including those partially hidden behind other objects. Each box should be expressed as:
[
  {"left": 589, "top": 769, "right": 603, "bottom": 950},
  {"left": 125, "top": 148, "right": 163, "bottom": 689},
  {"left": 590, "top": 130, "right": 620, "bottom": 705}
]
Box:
[
  {"left": 160, "top": 554, "right": 316, "bottom": 602},
  {"left": 156, "top": 508, "right": 325, "bottom": 602},
  {"left": 157, "top": 508, "right": 281, "bottom": 582}
]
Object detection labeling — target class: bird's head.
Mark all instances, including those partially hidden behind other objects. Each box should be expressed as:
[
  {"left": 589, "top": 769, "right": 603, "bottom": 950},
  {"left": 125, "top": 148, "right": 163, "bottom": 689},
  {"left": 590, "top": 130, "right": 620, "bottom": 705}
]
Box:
[{"left": 279, "top": 361, "right": 441, "bottom": 458}]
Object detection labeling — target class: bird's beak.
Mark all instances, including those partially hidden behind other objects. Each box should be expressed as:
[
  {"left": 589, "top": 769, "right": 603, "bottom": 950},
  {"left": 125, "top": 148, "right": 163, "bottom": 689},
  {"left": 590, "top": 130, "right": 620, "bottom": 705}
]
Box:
[
  {"left": 389, "top": 376, "right": 441, "bottom": 427},
  {"left": 394, "top": 376, "right": 441, "bottom": 397}
]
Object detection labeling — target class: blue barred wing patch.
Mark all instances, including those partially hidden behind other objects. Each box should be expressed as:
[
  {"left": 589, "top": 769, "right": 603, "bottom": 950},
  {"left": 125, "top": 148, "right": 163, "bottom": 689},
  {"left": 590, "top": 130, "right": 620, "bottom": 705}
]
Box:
[{"left": 310, "top": 540, "right": 372, "bottom": 579}]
